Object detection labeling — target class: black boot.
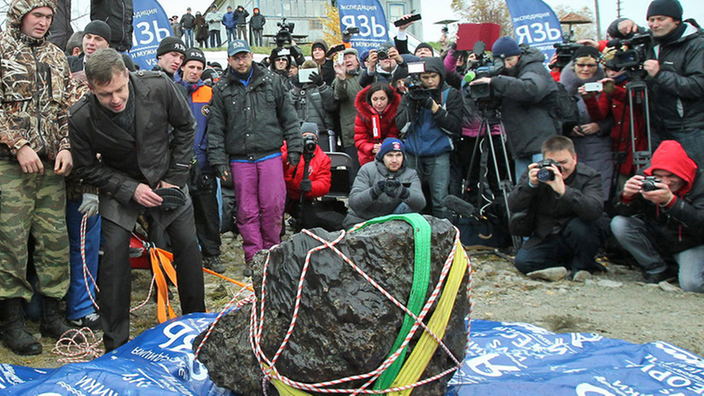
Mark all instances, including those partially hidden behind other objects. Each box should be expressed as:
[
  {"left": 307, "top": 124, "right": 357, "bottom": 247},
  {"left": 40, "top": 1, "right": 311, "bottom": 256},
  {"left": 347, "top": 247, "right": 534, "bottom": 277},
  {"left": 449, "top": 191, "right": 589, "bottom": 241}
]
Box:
[
  {"left": 40, "top": 297, "right": 83, "bottom": 342},
  {"left": 0, "top": 298, "right": 42, "bottom": 355}
]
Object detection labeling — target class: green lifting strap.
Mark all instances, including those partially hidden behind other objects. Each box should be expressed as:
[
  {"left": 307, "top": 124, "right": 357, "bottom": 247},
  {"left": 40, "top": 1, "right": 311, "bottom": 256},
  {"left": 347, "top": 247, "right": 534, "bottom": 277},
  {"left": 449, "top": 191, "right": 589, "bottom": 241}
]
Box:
[{"left": 351, "top": 213, "right": 432, "bottom": 391}]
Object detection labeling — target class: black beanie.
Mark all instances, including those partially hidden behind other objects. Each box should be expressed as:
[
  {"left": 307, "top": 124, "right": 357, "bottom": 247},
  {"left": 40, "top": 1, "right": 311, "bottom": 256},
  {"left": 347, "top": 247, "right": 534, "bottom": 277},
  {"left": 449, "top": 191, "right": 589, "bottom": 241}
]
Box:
[
  {"left": 414, "top": 42, "right": 434, "bottom": 55},
  {"left": 572, "top": 45, "right": 601, "bottom": 61},
  {"left": 84, "top": 20, "right": 111, "bottom": 42},
  {"left": 183, "top": 47, "right": 206, "bottom": 68},
  {"left": 157, "top": 37, "right": 187, "bottom": 58},
  {"left": 647, "top": 0, "right": 683, "bottom": 21}
]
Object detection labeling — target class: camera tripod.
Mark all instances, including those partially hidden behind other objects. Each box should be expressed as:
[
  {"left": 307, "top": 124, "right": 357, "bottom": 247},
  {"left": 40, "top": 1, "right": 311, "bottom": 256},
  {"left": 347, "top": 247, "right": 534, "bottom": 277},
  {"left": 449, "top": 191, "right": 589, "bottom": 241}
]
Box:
[
  {"left": 607, "top": 74, "right": 653, "bottom": 205},
  {"left": 462, "top": 102, "right": 521, "bottom": 250}
]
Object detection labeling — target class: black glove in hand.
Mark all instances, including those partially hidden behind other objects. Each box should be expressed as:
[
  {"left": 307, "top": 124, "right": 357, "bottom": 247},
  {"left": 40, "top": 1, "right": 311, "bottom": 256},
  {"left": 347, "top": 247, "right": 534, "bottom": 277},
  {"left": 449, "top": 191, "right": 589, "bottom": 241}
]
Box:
[
  {"left": 214, "top": 165, "right": 229, "bottom": 180},
  {"left": 421, "top": 96, "right": 435, "bottom": 109},
  {"left": 383, "top": 178, "right": 402, "bottom": 196},
  {"left": 309, "top": 71, "right": 325, "bottom": 87},
  {"left": 299, "top": 178, "right": 312, "bottom": 193},
  {"left": 371, "top": 179, "right": 385, "bottom": 199},
  {"left": 399, "top": 186, "right": 410, "bottom": 200},
  {"left": 407, "top": 89, "right": 427, "bottom": 102},
  {"left": 288, "top": 152, "right": 301, "bottom": 167}
]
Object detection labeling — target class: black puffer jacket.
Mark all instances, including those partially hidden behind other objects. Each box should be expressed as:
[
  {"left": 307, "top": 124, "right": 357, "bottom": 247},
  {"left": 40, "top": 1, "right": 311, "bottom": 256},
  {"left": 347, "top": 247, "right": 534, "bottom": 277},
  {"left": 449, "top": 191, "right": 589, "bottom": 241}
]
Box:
[
  {"left": 490, "top": 46, "right": 558, "bottom": 158},
  {"left": 290, "top": 81, "right": 336, "bottom": 133},
  {"left": 647, "top": 23, "right": 704, "bottom": 133},
  {"left": 208, "top": 64, "right": 302, "bottom": 165},
  {"left": 508, "top": 163, "right": 604, "bottom": 249}
]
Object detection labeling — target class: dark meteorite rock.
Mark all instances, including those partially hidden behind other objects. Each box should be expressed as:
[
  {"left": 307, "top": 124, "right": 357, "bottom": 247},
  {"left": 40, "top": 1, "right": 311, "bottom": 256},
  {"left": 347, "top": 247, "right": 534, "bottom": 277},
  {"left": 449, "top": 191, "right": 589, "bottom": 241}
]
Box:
[{"left": 194, "top": 216, "right": 470, "bottom": 395}]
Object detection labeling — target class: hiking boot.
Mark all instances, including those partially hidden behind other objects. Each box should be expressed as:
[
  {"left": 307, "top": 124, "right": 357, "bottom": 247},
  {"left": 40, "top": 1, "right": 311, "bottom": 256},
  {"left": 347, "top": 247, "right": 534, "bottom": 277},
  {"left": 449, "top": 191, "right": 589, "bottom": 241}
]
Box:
[
  {"left": 0, "top": 298, "right": 42, "bottom": 355},
  {"left": 203, "top": 255, "right": 227, "bottom": 274},
  {"left": 644, "top": 267, "right": 677, "bottom": 284},
  {"left": 40, "top": 298, "right": 85, "bottom": 343},
  {"left": 69, "top": 312, "right": 101, "bottom": 331}
]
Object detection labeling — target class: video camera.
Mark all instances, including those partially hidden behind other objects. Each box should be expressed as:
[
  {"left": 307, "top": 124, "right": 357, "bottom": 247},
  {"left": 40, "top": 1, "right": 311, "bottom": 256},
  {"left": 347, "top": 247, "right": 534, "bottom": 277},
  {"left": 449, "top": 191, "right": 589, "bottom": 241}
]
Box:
[
  {"left": 404, "top": 62, "right": 426, "bottom": 92},
  {"left": 275, "top": 18, "right": 295, "bottom": 47},
  {"left": 553, "top": 42, "right": 583, "bottom": 70},
  {"left": 465, "top": 41, "right": 504, "bottom": 101},
  {"left": 604, "top": 33, "right": 653, "bottom": 76}
]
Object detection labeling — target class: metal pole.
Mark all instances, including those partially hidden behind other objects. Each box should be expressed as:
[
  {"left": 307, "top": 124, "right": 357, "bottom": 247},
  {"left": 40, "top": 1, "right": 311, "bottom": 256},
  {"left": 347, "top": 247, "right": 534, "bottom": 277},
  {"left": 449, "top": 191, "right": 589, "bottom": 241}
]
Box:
[{"left": 594, "top": 0, "right": 602, "bottom": 41}]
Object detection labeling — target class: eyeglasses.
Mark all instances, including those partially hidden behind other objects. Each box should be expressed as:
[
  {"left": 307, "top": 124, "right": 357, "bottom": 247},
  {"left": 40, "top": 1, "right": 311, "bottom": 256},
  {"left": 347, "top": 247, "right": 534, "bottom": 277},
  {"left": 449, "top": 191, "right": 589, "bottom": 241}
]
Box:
[
  {"left": 275, "top": 58, "right": 288, "bottom": 62},
  {"left": 575, "top": 63, "right": 598, "bottom": 68}
]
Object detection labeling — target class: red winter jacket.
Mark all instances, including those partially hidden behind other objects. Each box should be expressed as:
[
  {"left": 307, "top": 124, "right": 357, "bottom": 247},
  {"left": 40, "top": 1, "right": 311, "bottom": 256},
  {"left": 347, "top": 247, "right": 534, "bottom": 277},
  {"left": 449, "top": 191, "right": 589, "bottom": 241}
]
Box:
[
  {"left": 281, "top": 142, "right": 331, "bottom": 201},
  {"left": 584, "top": 80, "right": 647, "bottom": 176},
  {"left": 353, "top": 85, "right": 401, "bottom": 165}
]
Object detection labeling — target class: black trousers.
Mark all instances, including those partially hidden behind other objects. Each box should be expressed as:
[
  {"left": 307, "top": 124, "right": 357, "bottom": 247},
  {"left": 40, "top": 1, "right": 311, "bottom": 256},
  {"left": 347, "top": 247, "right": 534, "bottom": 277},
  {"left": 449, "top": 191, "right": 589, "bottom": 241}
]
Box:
[
  {"left": 191, "top": 176, "right": 222, "bottom": 257},
  {"left": 99, "top": 204, "right": 205, "bottom": 352}
]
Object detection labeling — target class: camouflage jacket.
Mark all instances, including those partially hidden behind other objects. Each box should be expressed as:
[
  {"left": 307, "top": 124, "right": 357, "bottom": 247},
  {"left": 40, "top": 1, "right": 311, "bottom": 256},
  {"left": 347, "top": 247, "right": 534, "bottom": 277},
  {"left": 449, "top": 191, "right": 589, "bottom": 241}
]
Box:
[{"left": 0, "top": 0, "right": 72, "bottom": 161}]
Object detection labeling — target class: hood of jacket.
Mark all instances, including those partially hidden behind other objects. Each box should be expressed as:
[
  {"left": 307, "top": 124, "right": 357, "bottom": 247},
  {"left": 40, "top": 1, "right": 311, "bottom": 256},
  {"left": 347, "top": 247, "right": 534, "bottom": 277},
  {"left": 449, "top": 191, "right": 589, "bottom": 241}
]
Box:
[
  {"left": 311, "top": 38, "right": 328, "bottom": 53},
  {"left": 560, "top": 60, "right": 605, "bottom": 96},
  {"left": 421, "top": 56, "right": 446, "bottom": 85},
  {"left": 6, "top": 0, "right": 56, "bottom": 43},
  {"left": 645, "top": 140, "right": 698, "bottom": 197},
  {"left": 513, "top": 46, "right": 545, "bottom": 71},
  {"left": 354, "top": 84, "right": 401, "bottom": 120}
]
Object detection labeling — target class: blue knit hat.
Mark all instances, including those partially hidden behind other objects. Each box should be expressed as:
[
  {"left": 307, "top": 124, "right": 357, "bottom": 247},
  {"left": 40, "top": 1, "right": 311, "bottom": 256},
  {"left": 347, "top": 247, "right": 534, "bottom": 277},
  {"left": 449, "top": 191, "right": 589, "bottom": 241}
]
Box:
[
  {"left": 376, "top": 138, "right": 406, "bottom": 161},
  {"left": 492, "top": 36, "right": 521, "bottom": 58}
]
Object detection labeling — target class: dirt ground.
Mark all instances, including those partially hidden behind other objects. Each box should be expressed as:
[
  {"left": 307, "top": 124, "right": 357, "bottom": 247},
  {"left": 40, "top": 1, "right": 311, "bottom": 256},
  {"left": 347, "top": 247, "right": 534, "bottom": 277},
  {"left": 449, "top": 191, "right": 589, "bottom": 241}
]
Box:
[{"left": 2, "top": 230, "right": 703, "bottom": 370}]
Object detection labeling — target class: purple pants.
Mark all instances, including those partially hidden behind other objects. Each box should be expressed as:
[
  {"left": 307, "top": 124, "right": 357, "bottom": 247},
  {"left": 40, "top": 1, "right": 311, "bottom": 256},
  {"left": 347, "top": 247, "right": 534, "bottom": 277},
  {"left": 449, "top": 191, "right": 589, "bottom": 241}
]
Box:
[{"left": 231, "top": 157, "right": 286, "bottom": 262}]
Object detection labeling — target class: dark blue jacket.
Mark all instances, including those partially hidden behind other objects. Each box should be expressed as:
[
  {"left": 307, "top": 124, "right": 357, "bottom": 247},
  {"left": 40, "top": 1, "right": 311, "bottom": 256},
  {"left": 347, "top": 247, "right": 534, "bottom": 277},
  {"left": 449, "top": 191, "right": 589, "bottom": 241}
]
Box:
[
  {"left": 222, "top": 11, "right": 236, "bottom": 29},
  {"left": 177, "top": 78, "right": 213, "bottom": 173}
]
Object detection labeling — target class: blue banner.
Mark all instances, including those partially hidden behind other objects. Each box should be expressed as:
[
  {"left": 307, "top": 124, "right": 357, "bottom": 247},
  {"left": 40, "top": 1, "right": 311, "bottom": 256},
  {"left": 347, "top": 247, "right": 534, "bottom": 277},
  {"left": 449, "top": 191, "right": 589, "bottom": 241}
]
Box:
[
  {"left": 3, "top": 316, "right": 703, "bottom": 394},
  {"left": 505, "top": 0, "right": 563, "bottom": 66},
  {"left": 129, "top": 0, "right": 172, "bottom": 71},
  {"left": 337, "top": 0, "right": 390, "bottom": 52}
]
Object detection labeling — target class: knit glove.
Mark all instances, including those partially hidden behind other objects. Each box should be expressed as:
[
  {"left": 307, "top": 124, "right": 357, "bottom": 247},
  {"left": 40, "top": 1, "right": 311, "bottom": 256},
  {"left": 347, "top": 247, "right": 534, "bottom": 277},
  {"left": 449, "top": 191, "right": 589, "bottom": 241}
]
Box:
[
  {"left": 78, "top": 193, "right": 99, "bottom": 217},
  {"left": 299, "top": 178, "right": 312, "bottom": 193},
  {"left": 371, "top": 179, "right": 386, "bottom": 199},
  {"left": 288, "top": 151, "right": 301, "bottom": 167},
  {"left": 309, "top": 71, "right": 325, "bottom": 87}
]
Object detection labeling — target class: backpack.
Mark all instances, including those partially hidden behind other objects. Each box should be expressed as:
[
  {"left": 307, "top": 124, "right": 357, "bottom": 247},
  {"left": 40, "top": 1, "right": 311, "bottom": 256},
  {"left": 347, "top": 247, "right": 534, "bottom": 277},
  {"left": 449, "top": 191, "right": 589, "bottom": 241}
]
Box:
[{"left": 545, "top": 81, "right": 580, "bottom": 134}]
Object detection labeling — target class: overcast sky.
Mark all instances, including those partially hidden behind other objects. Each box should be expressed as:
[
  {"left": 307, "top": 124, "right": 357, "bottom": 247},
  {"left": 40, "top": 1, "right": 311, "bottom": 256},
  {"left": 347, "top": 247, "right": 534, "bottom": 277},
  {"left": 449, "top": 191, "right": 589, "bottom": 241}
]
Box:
[{"left": 13, "top": 0, "right": 704, "bottom": 43}]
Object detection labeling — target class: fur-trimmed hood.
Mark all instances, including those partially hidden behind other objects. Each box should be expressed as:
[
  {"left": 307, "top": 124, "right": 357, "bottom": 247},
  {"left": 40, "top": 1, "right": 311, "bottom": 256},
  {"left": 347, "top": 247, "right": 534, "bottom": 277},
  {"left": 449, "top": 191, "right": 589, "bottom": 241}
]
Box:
[{"left": 354, "top": 84, "right": 402, "bottom": 120}]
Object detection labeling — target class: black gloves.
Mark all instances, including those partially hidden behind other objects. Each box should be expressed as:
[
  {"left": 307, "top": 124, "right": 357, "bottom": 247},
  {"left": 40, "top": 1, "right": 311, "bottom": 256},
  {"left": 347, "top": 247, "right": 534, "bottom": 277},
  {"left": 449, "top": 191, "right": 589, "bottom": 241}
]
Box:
[
  {"left": 299, "top": 178, "right": 312, "bottom": 193},
  {"left": 399, "top": 186, "right": 410, "bottom": 200},
  {"left": 309, "top": 71, "right": 325, "bottom": 87},
  {"left": 214, "top": 165, "right": 229, "bottom": 180},
  {"left": 407, "top": 89, "right": 427, "bottom": 102},
  {"left": 371, "top": 179, "right": 385, "bottom": 199},
  {"left": 288, "top": 151, "right": 301, "bottom": 167},
  {"left": 383, "top": 178, "right": 402, "bottom": 196},
  {"left": 420, "top": 96, "right": 435, "bottom": 109}
]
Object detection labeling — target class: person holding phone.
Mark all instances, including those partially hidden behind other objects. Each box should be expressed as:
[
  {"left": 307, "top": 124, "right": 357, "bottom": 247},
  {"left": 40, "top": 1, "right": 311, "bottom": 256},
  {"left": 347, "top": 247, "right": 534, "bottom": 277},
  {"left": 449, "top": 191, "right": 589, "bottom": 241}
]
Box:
[
  {"left": 354, "top": 82, "right": 402, "bottom": 165},
  {"left": 290, "top": 61, "right": 336, "bottom": 142},
  {"left": 561, "top": 46, "right": 614, "bottom": 200}
]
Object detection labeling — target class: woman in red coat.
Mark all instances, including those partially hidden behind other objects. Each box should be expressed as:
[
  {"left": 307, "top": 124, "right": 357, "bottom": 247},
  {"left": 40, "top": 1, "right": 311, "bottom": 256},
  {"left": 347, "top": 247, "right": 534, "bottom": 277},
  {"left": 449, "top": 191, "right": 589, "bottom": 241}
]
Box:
[{"left": 354, "top": 82, "right": 402, "bottom": 166}]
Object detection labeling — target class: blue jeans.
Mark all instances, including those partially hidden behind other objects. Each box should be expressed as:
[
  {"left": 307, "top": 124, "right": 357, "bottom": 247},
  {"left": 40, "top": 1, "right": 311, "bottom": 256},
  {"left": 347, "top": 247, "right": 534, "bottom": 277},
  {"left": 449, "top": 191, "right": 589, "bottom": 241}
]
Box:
[
  {"left": 226, "top": 28, "right": 236, "bottom": 43},
  {"left": 184, "top": 28, "right": 194, "bottom": 48},
  {"left": 65, "top": 199, "right": 101, "bottom": 320},
  {"left": 406, "top": 152, "right": 451, "bottom": 219},
  {"left": 209, "top": 30, "right": 221, "bottom": 48},
  {"left": 611, "top": 215, "right": 704, "bottom": 292}
]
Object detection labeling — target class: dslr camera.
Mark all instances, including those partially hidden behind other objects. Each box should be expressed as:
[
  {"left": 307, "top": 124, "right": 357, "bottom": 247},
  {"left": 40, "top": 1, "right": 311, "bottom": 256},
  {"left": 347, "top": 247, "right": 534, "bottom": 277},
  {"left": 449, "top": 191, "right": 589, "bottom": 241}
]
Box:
[
  {"left": 302, "top": 134, "right": 317, "bottom": 155},
  {"left": 275, "top": 17, "right": 295, "bottom": 47},
  {"left": 377, "top": 47, "right": 389, "bottom": 60},
  {"left": 641, "top": 176, "right": 661, "bottom": 191},
  {"left": 604, "top": 33, "right": 653, "bottom": 75},
  {"left": 536, "top": 159, "right": 564, "bottom": 182}
]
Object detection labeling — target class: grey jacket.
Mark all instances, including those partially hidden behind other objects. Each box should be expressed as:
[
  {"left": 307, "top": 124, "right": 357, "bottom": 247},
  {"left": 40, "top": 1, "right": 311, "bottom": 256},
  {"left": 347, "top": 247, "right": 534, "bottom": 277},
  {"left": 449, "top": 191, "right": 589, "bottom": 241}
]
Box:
[
  {"left": 343, "top": 158, "right": 425, "bottom": 228},
  {"left": 208, "top": 64, "right": 302, "bottom": 165}
]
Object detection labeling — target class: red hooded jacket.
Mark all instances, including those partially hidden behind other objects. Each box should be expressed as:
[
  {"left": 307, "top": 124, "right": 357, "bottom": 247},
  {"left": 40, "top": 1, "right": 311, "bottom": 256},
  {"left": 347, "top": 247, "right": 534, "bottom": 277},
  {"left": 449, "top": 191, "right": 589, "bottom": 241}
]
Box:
[
  {"left": 281, "top": 142, "right": 331, "bottom": 201},
  {"left": 353, "top": 85, "right": 401, "bottom": 166},
  {"left": 644, "top": 140, "right": 697, "bottom": 198}
]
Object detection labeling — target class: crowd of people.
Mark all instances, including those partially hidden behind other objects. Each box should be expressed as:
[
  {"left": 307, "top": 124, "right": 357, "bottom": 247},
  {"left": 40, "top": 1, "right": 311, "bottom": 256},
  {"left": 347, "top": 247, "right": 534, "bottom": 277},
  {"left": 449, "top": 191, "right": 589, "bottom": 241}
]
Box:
[
  {"left": 171, "top": 4, "right": 265, "bottom": 49},
  {"left": 0, "top": 0, "right": 702, "bottom": 360}
]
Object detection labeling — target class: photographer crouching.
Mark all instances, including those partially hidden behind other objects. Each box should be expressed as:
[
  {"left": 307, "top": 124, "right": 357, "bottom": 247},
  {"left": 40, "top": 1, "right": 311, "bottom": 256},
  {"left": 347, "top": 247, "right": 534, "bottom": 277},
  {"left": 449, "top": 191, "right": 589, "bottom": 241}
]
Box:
[
  {"left": 343, "top": 138, "right": 425, "bottom": 229},
  {"left": 509, "top": 136, "right": 608, "bottom": 281},
  {"left": 611, "top": 141, "right": 704, "bottom": 292}
]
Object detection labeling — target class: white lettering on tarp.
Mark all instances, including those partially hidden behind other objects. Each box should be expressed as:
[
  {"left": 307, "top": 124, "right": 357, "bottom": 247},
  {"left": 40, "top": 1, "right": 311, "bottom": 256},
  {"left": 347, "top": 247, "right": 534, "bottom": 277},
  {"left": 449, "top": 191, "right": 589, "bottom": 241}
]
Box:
[
  {"left": 159, "top": 321, "right": 198, "bottom": 353},
  {"left": 654, "top": 342, "right": 704, "bottom": 368},
  {"left": 75, "top": 375, "right": 117, "bottom": 395},
  {"left": 464, "top": 353, "right": 520, "bottom": 377},
  {"left": 571, "top": 332, "right": 603, "bottom": 348},
  {"left": 131, "top": 346, "right": 172, "bottom": 362},
  {"left": 0, "top": 364, "right": 25, "bottom": 389},
  {"left": 576, "top": 382, "right": 616, "bottom": 396}
]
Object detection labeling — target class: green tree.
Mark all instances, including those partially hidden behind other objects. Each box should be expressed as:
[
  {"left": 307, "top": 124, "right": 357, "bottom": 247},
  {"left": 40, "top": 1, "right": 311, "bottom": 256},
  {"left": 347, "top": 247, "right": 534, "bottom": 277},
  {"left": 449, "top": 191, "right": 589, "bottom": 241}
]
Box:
[{"left": 451, "top": 0, "right": 513, "bottom": 37}]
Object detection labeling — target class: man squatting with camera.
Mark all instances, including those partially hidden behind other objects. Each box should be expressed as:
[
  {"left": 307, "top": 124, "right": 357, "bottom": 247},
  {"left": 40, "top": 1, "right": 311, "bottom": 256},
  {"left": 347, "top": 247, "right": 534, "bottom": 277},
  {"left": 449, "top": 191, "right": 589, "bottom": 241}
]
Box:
[
  {"left": 508, "top": 136, "right": 607, "bottom": 281},
  {"left": 611, "top": 141, "right": 704, "bottom": 292}
]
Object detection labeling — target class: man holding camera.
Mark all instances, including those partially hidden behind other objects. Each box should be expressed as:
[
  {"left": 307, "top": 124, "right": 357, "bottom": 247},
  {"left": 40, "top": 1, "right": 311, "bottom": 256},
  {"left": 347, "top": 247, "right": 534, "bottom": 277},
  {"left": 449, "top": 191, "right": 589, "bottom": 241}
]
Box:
[
  {"left": 360, "top": 41, "right": 408, "bottom": 88},
  {"left": 643, "top": 0, "right": 704, "bottom": 165},
  {"left": 396, "top": 57, "right": 462, "bottom": 219},
  {"left": 611, "top": 140, "right": 704, "bottom": 292},
  {"left": 470, "top": 36, "right": 558, "bottom": 180},
  {"left": 332, "top": 48, "right": 363, "bottom": 174},
  {"left": 343, "top": 138, "right": 425, "bottom": 229},
  {"left": 509, "top": 136, "right": 607, "bottom": 280}
]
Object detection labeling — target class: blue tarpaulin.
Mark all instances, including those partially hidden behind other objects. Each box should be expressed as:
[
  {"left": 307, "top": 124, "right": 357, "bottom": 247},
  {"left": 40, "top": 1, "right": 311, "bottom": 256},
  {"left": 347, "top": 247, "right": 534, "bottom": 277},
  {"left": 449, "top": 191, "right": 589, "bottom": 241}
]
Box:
[{"left": 1, "top": 313, "right": 703, "bottom": 395}]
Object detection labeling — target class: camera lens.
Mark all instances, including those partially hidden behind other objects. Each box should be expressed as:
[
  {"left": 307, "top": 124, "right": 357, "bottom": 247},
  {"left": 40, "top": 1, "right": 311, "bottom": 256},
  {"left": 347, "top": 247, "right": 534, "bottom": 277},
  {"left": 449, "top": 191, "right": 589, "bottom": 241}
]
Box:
[{"left": 536, "top": 168, "right": 554, "bottom": 182}]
